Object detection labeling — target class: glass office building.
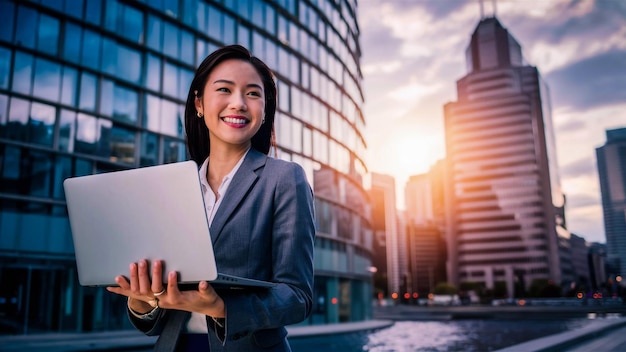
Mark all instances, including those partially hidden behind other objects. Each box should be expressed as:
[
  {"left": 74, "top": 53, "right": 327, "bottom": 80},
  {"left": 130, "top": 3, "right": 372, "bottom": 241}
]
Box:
[{"left": 0, "top": 0, "right": 372, "bottom": 333}]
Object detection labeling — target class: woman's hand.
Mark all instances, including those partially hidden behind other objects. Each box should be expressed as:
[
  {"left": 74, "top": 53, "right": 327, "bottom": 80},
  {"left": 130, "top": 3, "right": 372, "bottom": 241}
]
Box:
[{"left": 106, "top": 259, "right": 225, "bottom": 318}]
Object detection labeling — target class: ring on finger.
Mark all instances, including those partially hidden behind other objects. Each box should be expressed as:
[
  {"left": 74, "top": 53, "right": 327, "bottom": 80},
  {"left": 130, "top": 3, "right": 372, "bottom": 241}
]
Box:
[{"left": 153, "top": 288, "right": 166, "bottom": 297}]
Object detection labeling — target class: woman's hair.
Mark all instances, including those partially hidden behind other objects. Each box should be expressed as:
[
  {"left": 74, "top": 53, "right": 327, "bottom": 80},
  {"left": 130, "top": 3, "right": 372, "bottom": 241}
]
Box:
[{"left": 185, "top": 45, "right": 277, "bottom": 164}]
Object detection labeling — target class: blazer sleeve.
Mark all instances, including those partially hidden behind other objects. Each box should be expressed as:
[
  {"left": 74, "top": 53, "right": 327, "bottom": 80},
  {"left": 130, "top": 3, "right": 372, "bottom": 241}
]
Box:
[{"left": 219, "top": 161, "right": 316, "bottom": 343}]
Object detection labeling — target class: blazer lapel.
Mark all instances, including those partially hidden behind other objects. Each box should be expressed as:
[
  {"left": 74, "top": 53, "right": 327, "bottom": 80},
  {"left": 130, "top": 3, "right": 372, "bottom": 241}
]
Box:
[{"left": 209, "top": 149, "right": 266, "bottom": 244}]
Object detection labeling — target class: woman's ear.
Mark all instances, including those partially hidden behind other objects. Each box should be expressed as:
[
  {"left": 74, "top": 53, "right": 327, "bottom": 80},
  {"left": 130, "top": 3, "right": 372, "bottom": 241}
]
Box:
[{"left": 194, "top": 95, "right": 203, "bottom": 115}]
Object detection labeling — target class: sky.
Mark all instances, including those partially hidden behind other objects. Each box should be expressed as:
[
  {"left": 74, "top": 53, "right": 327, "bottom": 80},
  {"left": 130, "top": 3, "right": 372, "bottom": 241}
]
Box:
[{"left": 358, "top": 0, "right": 626, "bottom": 244}]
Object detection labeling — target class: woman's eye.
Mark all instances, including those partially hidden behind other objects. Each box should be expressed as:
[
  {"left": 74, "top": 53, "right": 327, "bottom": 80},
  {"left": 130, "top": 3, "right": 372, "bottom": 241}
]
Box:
[
  {"left": 217, "top": 87, "right": 230, "bottom": 93},
  {"left": 248, "top": 91, "right": 261, "bottom": 97}
]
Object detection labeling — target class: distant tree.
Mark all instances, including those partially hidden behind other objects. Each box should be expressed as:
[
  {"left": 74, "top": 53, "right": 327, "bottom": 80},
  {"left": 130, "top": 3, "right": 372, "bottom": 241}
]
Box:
[
  {"left": 434, "top": 282, "right": 457, "bottom": 295},
  {"left": 528, "top": 279, "right": 562, "bottom": 298}
]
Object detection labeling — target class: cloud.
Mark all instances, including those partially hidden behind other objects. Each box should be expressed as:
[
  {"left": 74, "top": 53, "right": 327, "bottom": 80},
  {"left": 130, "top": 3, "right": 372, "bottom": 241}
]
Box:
[
  {"left": 561, "top": 158, "right": 596, "bottom": 178},
  {"left": 545, "top": 49, "right": 626, "bottom": 111}
]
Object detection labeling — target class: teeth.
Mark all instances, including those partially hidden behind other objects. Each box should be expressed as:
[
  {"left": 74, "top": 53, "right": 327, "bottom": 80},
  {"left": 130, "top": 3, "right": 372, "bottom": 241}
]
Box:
[{"left": 223, "top": 117, "right": 248, "bottom": 124}]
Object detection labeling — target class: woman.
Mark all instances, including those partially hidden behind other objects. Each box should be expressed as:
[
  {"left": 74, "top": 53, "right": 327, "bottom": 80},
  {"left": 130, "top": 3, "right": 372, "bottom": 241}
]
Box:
[{"left": 107, "top": 45, "right": 316, "bottom": 351}]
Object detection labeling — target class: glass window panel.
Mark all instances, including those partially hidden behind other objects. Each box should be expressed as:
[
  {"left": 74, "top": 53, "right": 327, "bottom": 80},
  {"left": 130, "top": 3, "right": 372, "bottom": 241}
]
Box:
[
  {"left": 160, "top": 99, "right": 180, "bottom": 137},
  {"left": 140, "top": 132, "right": 159, "bottom": 166},
  {"left": 58, "top": 109, "right": 76, "bottom": 152},
  {"left": 251, "top": 1, "right": 263, "bottom": 27},
  {"left": 208, "top": 6, "right": 222, "bottom": 42},
  {"left": 163, "top": 62, "right": 178, "bottom": 97},
  {"left": 7, "top": 97, "right": 29, "bottom": 141},
  {"left": 290, "top": 55, "right": 299, "bottom": 83},
  {"left": 265, "top": 4, "right": 275, "bottom": 35},
  {"left": 278, "top": 80, "right": 289, "bottom": 112},
  {"left": 144, "top": 94, "right": 161, "bottom": 131},
  {"left": 75, "top": 158, "right": 93, "bottom": 176},
  {"left": 1, "top": 146, "right": 20, "bottom": 186},
  {"left": 61, "top": 66, "right": 78, "bottom": 106},
  {"left": 84, "top": 0, "right": 102, "bottom": 25},
  {"left": 74, "top": 114, "right": 99, "bottom": 154},
  {"left": 223, "top": 15, "right": 235, "bottom": 44},
  {"left": 252, "top": 31, "right": 264, "bottom": 57},
  {"left": 196, "top": 39, "right": 207, "bottom": 66},
  {"left": 180, "top": 30, "right": 194, "bottom": 65},
  {"left": 278, "top": 15, "right": 287, "bottom": 44},
  {"left": 278, "top": 113, "right": 291, "bottom": 148},
  {"left": 63, "top": 22, "right": 82, "bottom": 64},
  {"left": 122, "top": 4, "right": 144, "bottom": 44},
  {"left": 0, "top": 47, "right": 10, "bottom": 89},
  {"left": 81, "top": 30, "right": 101, "bottom": 70},
  {"left": 99, "top": 79, "right": 113, "bottom": 117},
  {"left": 12, "top": 51, "right": 33, "bottom": 95},
  {"left": 163, "top": 21, "right": 179, "bottom": 59},
  {"left": 26, "top": 151, "right": 53, "bottom": 197},
  {"left": 270, "top": 48, "right": 289, "bottom": 77},
  {"left": 15, "top": 6, "right": 37, "bottom": 49},
  {"left": 101, "top": 37, "right": 117, "bottom": 76},
  {"left": 117, "top": 45, "right": 141, "bottom": 84},
  {"left": 79, "top": 72, "right": 97, "bottom": 111},
  {"left": 113, "top": 85, "right": 138, "bottom": 124},
  {"left": 53, "top": 156, "right": 72, "bottom": 199},
  {"left": 179, "top": 68, "right": 193, "bottom": 102},
  {"left": 146, "top": 0, "right": 163, "bottom": 10},
  {"left": 109, "top": 124, "right": 135, "bottom": 164},
  {"left": 0, "top": 1, "right": 15, "bottom": 42},
  {"left": 301, "top": 62, "right": 309, "bottom": 89},
  {"left": 146, "top": 54, "right": 161, "bottom": 92},
  {"left": 164, "top": 0, "right": 178, "bottom": 18},
  {"left": 96, "top": 118, "right": 112, "bottom": 158},
  {"left": 163, "top": 137, "right": 185, "bottom": 164},
  {"left": 265, "top": 39, "right": 277, "bottom": 70},
  {"left": 33, "top": 58, "right": 61, "bottom": 102},
  {"left": 64, "top": 0, "right": 83, "bottom": 19},
  {"left": 291, "top": 119, "right": 302, "bottom": 153},
  {"left": 29, "top": 102, "right": 55, "bottom": 147},
  {"left": 37, "top": 14, "right": 59, "bottom": 55},
  {"left": 185, "top": 0, "right": 200, "bottom": 29},
  {"left": 0, "top": 94, "right": 7, "bottom": 128},
  {"left": 303, "top": 127, "right": 312, "bottom": 156},
  {"left": 237, "top": 24, "right": 249, "bottom": 48},
  {"left": 147, "top": 15, "right": 162, "bottom": 52}
]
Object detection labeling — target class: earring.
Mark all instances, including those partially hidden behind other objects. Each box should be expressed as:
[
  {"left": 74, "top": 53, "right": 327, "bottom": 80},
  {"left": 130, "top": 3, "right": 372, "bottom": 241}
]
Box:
[{"left": 197, "top": 111, "right": 203, "bottom": 118}]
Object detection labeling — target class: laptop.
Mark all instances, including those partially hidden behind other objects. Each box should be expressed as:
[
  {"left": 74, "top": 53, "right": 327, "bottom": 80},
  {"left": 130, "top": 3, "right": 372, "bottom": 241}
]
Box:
[{"left": 63, "top": 160, "right": 275, "bottom": 289}]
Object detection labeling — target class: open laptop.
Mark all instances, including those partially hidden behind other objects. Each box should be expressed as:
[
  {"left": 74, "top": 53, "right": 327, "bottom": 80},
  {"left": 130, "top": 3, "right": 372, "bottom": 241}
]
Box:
[{"left": 63, "top": 160, "right": 275, "bottom": 289}]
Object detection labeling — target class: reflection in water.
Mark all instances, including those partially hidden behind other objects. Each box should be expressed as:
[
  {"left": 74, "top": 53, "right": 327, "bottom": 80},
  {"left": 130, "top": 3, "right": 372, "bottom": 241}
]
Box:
[{"left": 288, "top": 319, "right": 593, "bottom": 352}]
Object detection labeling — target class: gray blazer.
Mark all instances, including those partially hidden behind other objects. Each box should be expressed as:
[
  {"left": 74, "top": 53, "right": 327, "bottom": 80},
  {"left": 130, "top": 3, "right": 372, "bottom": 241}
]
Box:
[{"left": 130, "top": 149, "right": 316, "bottom": 351}]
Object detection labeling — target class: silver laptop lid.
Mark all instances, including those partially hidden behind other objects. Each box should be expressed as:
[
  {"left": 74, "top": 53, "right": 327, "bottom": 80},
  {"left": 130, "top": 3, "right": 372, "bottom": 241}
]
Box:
[{"left": 64, "top": 161, "right": 218, "bottom": 287}]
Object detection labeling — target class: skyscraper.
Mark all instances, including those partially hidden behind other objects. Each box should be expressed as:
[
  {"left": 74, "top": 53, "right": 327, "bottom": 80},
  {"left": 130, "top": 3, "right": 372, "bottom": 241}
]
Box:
[
  {"left": 0, "top": 0, "right": 372, "bottom": 333},
  {"left": 596, "top": 127, "right": 626, "bottom": 278},
  {"left": 443, "top": 17, "right": 565, "bottom": 296}
]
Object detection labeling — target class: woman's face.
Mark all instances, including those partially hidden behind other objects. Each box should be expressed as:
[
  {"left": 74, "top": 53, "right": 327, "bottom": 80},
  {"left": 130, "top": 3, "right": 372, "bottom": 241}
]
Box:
[{"left": 195, "top": 59, "right": 265, "bottom": 152}]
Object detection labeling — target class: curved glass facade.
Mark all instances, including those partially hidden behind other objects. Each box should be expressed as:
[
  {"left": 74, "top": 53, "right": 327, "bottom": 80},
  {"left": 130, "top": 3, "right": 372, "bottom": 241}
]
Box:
[{"left": 0, "top": 0, "right": 372, "bottom": 333}]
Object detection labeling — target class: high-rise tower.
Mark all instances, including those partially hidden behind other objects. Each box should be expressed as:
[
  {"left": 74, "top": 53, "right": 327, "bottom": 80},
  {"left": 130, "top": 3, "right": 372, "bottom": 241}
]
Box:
[
  {"left": 443, "top": 17, "right": 565, "bottom": 295},
  {"left": 596, "top": 127, "right": 626, "bottom": 278}
]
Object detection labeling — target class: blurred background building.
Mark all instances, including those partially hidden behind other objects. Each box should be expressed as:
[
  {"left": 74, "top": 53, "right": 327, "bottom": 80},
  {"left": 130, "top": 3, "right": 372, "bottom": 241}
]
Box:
[
  {"left": 596, "top": 127, "right": 626, "bottom": 280},
  {"left": 0, "top": 0, "right": 373, "bottom": 334},
  {"left": 442, "top": 16, "right": 568, "bottom": 297}
]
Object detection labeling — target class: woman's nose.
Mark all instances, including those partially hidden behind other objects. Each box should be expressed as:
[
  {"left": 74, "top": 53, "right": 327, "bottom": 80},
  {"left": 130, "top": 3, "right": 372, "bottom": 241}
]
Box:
[{"left": 229, "top": 93, "right": 247, "bottom": 111}]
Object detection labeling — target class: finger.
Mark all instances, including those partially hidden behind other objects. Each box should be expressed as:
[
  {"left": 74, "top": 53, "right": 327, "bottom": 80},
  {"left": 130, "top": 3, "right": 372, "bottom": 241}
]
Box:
[
  {"left": 151, "top": 260, "right": 165, "bottom": 294},
  {"left": 129, "top": 263, "right": 139, "bottom": 293},
  {"left": 137, "top": 259, "right": 152, "bottom": 296},
  {"left": 167, "top": 271, "right": 179, "bottom": 295},
  {"left": 198, "top": 281, "right": 212, "bottom": 296}
]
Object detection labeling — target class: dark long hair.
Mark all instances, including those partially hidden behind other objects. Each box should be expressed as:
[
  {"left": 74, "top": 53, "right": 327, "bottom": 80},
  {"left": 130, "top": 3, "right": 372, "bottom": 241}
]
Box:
[{"left": 185, "top": 45, "right": 277, "bottom": 164}]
